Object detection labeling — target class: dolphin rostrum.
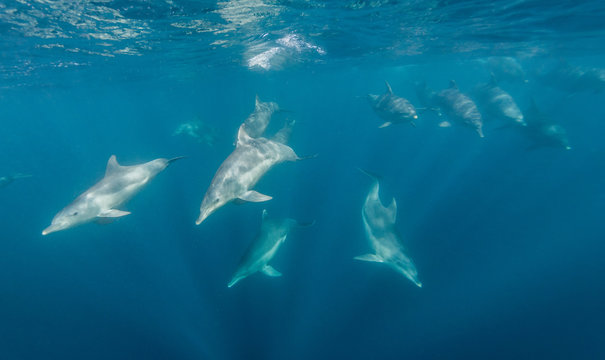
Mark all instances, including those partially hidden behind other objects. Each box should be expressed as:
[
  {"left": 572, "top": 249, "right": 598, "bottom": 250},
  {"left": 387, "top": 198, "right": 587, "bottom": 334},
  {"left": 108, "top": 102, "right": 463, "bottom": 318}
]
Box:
[
  {"left": 355, "top": 169, "right": 422, "bottom": 287},
  {"left": 228, "top": 209, "right": 311, "bottom": 287},
  {"left": 241, "top": 95, "right": 280, "bottom": 138},
  {"left": 368, "top": 81, "right": 418, "bottom": 128},
  {"left": 435, "top": 80, "right": 484, "bottom": 137},
  {"left": 42, "top": 155, "right": 184, "bottom": 235},
  {"left": 196, "top": 123, "right": 308, "bottom": 225}
]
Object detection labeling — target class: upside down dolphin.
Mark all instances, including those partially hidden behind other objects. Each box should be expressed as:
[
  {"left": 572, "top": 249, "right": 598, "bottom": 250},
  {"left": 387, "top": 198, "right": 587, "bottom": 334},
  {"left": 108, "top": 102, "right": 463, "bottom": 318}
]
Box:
[
  {"left": 228, "top": 209, "right": 311, "bottom": 287},
  {"left": 196, "top": 122, "right": 309, "bottom": 225},
  {"left": 355, "top": 170, "right": 422, "bottom": 287},
  {"left": 42, "top": 155, "right": 183, "bottom": 235}
]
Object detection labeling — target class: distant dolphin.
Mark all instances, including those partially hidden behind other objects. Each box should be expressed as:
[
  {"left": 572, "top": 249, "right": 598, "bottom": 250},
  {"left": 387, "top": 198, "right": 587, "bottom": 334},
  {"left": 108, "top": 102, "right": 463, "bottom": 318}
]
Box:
[
  {"left": 228, "top": 209, "right": 311, "bottom": 287},
  {"left": 483, "top": 56, "right": 527, "bottom": 83},
  {"left": 522, "top": 100, "right": 571, "bottom": 150},
  {"left": 0, "top": 173, "right": 31, "bottom": 189},
  {"left": 367, "top": 81, "right": 418, "bottom": 128},
  {"left": 355, "top": 170, "right": 422, "bottom": 287},
  {"left": 435, "top": 80, "right": 484, "bottom": 137},
  {"left": 474, "top": 75, "right": 526, "bottom": 127},
  {"left": 173, "top": 117, "right": 220, "bottom": 146},
  {"left": 196, "top": 123, "right": 309, "bottom": 225},
  {"left": 534, "top": 60, "right": 605, "bottom": 94},
  {"left": 42, "top": 155, "right": 184, "bottom": 235},
  {"left": 241, "top": 95, "right": 280, "bottom": 138}
]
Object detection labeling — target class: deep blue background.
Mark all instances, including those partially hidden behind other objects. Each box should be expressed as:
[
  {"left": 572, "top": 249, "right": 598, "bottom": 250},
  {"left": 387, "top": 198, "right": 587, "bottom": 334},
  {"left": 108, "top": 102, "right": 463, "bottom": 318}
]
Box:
[{"left": 1, "top": 1, "right": 605, "bottom": 359}]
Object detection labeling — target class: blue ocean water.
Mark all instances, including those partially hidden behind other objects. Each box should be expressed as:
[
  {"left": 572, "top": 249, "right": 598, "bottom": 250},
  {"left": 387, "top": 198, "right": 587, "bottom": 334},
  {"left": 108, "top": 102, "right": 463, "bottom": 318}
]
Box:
[{"left": 1, "top": 1, "right": 605, "bottom": 359}]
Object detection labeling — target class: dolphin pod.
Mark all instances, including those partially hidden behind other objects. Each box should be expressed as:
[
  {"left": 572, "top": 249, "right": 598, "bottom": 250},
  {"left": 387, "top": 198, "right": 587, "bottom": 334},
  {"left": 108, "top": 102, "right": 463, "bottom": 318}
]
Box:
[
  {"left": 355, "top": 169, "right": 422, "bottom": 287},
  {"left": 42, "top": 155, "right": 184, "bottom": 235}
]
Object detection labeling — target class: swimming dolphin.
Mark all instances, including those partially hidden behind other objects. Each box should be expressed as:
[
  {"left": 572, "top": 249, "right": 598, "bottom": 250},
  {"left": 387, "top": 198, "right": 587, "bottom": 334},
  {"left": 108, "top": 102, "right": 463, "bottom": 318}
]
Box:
[
  {"left": 228, "top": 209, "right": 310, "bottom": 288},
  {"left": 474, "top": 75, "right": 526, "bottom": 127},
  {"left": 534, "top": 60, "right": 605, "bottom": 94},
  {"left": 0, "top": 173, "right": 31, "bottom": 189},
  {"left": 367, "top": 81, "right": 418, "bottom": 128},
  {"left": 355, "top": 170, "right": 422, "bottom": 287},
  {"left": 435, "top": 80, "right": 484, "bottom": 137},
  {"left": 241, "top": 95, "right": 280, "bottom": 138},
  {"left": 196, "top": 123, "right": 308, "bottom": 225},
  {"left": 173, "top": 117, "right": 220, "bottom": 146},
  {"left": 483, "top": 56, "right": 527, "bottom": 83},
  {"left": 522, "top": 100, "right": 571, "bottom": 150},
  {"left": 42, "top": 155, "right": 184, "bottom": 235}
]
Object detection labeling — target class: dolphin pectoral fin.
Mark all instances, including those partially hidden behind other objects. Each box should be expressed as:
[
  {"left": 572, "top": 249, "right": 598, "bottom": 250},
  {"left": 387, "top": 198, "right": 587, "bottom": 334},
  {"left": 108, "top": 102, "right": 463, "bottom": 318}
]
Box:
[
  {"left": 98, "top": 209, "right": 131, "bottom": 218},
  {"left": 262, "top": 265, "right": 282, "bottom": 277},
  {"left": 238, "top": 190, "right": 272, "bottom": 203},
  {"left": 354, "top": 254, "right": 384, "bottom": 263},
  {"left": 378, "top": 122, "right": 392, "bottom": 128}
]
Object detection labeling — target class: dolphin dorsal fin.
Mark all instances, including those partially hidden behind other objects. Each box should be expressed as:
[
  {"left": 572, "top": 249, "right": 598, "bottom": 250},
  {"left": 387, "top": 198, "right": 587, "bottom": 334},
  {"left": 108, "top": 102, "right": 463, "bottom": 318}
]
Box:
[
  {"left": 255, "top": 95, "right": 261, "bottom": 109},
  {"left": 489, "top": 72, "right": 497, "bottom": 86},
  {"left": 236, "top": 125, "right": 253, "bottom": 147},
  {"left": 385, "top": 81, "right": 393, "bottom": 94},
  {"left": 449, "top": 80, "right": 458, "bottom": 89},
  {"left": 387, "top": 198, "right": 397, "bottom": 223},
  {"left": 105, "top": 155, "right": 122, "bottom": 176}
]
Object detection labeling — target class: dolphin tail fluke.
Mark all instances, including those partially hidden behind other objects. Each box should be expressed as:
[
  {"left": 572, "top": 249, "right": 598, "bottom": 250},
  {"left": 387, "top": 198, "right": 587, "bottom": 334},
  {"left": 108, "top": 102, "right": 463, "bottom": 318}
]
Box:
[
  {"left": 354, "top": 254, "right": 384, "bottom": 263},
  {"left": 262, "top": 265, "right": 282, "bottom": 277},
  {"left": 167, "top": 156, "right": 186, "bottom": 165}
]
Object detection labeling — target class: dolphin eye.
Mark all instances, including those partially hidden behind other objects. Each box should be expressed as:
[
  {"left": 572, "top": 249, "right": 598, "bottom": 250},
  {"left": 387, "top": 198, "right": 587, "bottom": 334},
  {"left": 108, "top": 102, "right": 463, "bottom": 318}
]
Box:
[{"left": 71, "top": 211, "right": 78, "bottom": 216}]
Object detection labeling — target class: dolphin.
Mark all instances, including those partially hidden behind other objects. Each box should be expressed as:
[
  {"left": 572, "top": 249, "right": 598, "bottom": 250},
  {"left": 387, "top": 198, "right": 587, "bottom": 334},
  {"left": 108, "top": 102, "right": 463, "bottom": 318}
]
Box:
[
  {"left": 196, "top": 123, "right": 308, "bottom": 225},
  {"left": 367, "top": 81, "right": 418, "bottom": 128},
  {"left": 522, "top": 100, "right": 571, "bottom": 150},
  {"left": 534, "top": 60, "right": 605, "bottom": 94},
  {"left": 228, "top": 209, "right": 310, "bottom": 287},
  {"left": 42, "top": 155, "right": 184, "bottom": 235},
  {"left": 0, "top": 173, "right": 31, "bottom": 189},
  {"left": 173, "top": 117, "right": 220, "bottom": 146},
  {"left": 241, "top": 95, "right": 280, "bottom": 138},
  {"left": 435, "top": 80, "right": 484, "bottom": 137},
  {"left": 484, "top": 56, "right": 527, "bottom": 83},
  {"left": 355, "top": 170, "right": 422, "bottom": 287},
  {"left": 474, "top": 75, "right": 526, "bottom": 127}
]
